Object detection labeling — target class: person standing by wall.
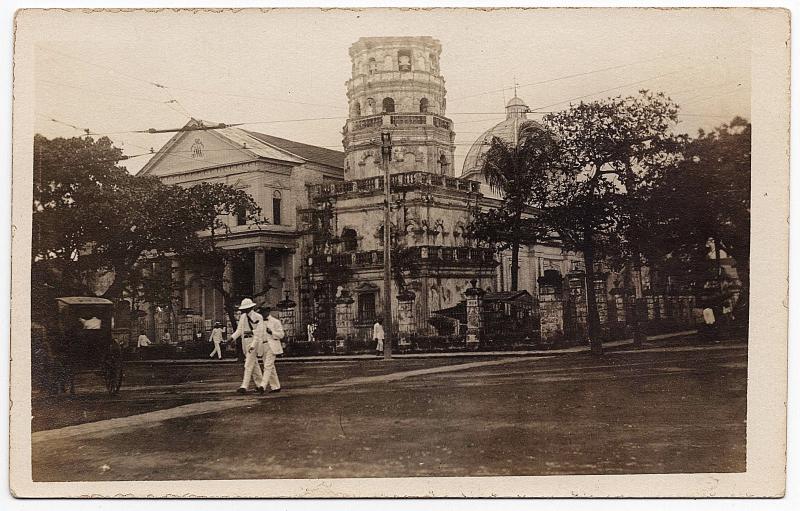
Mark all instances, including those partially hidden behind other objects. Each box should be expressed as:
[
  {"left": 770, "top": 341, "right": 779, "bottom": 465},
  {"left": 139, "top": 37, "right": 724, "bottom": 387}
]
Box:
[
  {"left": 230, "top": 299, "right": 264, "bottom": 394},
  {"left": 209, "top": 321, "right": 224, "bottom": 359},
  {"left": 258, "top": 306, "right": 285, "bottom": 393},
  {"left": 137, "top": 331, "right": 152, "bottom": 349},
  {"left": 373, "top": 319, "right": 384, "bottom": 356},
  {"left": 702, "top": 304, "right": 717, "bottom": 343}
]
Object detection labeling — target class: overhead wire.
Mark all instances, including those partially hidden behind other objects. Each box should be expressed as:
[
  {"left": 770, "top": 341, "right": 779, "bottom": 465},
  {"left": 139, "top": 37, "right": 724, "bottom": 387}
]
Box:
[
  {"left": 36, "top": 47, "right": 746, "bottom": 158},
  {"left": 36, "top": 44, "right": 342, "bottom": 110},
  {"left": 448, "top": 48, "right": 701, "bottom": 102}
]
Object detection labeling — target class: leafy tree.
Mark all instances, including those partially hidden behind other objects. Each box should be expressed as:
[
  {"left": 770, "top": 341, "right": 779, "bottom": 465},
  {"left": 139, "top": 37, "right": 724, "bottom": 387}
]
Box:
[
  {"left": 168, "top": 181, "right": 263, "bottom": 326},
  {"left": 641, "top": 117, "right": 751, "bottom": 307},
  {"left": 32, "top": 135, "right": 260, "bottom": 324},
  {"left": 468, "top": 124, "right": 561, "bottom": 290},
  {"left": 543, "top": 90, "right": 682, "bottom": 354}
]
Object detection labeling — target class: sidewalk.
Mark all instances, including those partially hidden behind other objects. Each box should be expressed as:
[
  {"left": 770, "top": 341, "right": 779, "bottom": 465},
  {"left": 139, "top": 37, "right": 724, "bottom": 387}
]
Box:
[{"left": 126, "top": 329, "right": 700, "bottom": 365}]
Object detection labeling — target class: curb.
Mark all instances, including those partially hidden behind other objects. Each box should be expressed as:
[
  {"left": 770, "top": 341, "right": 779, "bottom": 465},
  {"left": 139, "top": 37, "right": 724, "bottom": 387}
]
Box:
[{"left": 125, "top": 329, "right": 699, "bottom": 365}]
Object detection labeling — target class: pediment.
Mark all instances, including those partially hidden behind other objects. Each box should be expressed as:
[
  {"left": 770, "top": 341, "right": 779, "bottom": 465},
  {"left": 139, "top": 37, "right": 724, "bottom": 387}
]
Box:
[{"left": 137, "top": 121, "right": 304, "bottom": 178}]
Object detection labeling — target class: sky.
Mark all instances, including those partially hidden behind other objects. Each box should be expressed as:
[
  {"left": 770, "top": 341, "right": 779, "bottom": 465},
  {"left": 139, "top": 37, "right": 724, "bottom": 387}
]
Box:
[{"left": 30, "top": 8, "right": 752, "bottom": 175}]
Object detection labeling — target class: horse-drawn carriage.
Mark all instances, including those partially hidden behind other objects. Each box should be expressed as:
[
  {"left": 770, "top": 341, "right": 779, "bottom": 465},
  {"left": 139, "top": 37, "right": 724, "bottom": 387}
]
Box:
[{"left": 32, "top": 297, "right": 124, "bottom": 395}]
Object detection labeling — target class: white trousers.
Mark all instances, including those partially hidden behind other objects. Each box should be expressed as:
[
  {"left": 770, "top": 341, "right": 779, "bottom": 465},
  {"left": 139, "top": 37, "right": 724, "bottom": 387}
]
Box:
[
  {"left": 375, "top": 338, "right": 384, "bottom": 352},
  {"left": 240, "top": 349, "right": 263, "bottom": 389},
  {"left": 260, "top": 349, "right": 280, "bottom": 390},
  {"left": 209, "top": 342, "right": 222, "bottom": 358}
]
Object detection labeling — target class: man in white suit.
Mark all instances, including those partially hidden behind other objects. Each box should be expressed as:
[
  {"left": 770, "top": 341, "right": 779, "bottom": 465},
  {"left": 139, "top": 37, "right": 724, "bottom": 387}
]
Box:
[
  {"left": 230, "top": 298, "right": 264, "bottom": 394},
  {"left": 257, "top": 305, "right": 285, "bottom": 393}
]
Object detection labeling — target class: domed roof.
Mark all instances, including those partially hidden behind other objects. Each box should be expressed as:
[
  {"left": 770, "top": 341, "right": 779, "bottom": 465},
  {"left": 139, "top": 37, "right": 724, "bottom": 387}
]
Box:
[
  {"left": 461, "top": 95, "right": 544, "bottom": 180},
  {"left": 506, "top": 96, "right": 527, "bottom": 108}
]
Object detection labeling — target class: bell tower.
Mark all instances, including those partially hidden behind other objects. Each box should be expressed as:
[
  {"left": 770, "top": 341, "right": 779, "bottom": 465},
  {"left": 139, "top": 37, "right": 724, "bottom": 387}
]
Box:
[{"left": 342, "top": 36, "right": 456, "bottom": 180}]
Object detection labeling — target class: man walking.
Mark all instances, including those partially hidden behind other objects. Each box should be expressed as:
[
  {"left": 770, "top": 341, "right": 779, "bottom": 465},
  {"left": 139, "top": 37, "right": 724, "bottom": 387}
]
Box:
[
  {"left": 230, "top": 298, "right": 264, "bottom": 394},
  {"left": 258, "top": 305, "right": 285, "bottom": 393},
  {"left": 209, "top": 321, "right": 224, "bottom": 359}
]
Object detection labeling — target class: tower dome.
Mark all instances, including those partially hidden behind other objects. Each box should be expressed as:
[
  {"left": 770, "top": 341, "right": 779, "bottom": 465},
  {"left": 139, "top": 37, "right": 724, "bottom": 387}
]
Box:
[{"left": 461, "top": 95, "right": 544, "bottom": 181}]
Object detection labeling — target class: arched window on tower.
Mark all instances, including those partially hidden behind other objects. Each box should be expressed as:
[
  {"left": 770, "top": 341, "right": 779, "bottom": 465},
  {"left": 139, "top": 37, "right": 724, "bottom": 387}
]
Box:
[
  {"left": 382, "top": 97, "right": 395, "bottom": 113},
  {"left": 272, "top": 190, "right": 282, "bottom": 226},
  {"left": 354, "top": 101, "right": 361, "bottom": 117},
  {"left": 397, "top": 49, "right": 412, "bottom": 71},
  {"left": 419, "top": 98, "right": 429, "bottom": 113},
  {"left": 341, "top": 228, "right": 358, "bottom": 252},
  {"left": 368, "top": 57, "right": 377, "bottom": 75},
  {"left": 429, "top": 53, "right": 439, "bottom": 73},
  {"left": 438, "top": 154, "right": 450, "bottom": 175}
]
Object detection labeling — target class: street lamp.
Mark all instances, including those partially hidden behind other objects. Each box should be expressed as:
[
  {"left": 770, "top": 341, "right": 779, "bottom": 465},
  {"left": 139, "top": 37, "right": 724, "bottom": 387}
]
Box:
[{"left": 380, "top": 129, "right": 393, "bottom": 359}]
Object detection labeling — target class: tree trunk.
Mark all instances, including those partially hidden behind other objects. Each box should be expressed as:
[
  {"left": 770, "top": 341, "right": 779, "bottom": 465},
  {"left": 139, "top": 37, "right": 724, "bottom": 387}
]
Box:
[
  {"left": 101, "top": 266, "right": 130, "bottom": 301},
  {"left": 714, "top": 237, "right": 723, "bottom": 298},
  {"left": 624, "top": 165, "right": 643, "bottom": 348},
  {"left": 510, "top": 209, "right": 523, "bottom": 292},
  {"left": 583, "top": 225, "right": 603, "bottom": 355},
  {"left": 216, "top": 285, "right": 238, "bottom": 327},
  {"left": 510, "top": 241, "right": 520, "bottom": 292},
  {"left": 625, "top": 260, "right": 643, "bottom": 348}
]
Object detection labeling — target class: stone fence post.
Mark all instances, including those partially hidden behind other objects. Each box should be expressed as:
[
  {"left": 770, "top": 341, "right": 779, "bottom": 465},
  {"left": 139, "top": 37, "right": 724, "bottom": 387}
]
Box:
[
  {"left": 396, "top": 289, "right": 416, "bottom": 351},
  {"left": 334, "top": 290, "right": 355, "bottom": 352},
  {"left": 275, "top": 291, "right": 297, "bottom": 344},
  {"left": 464, "top": 279, "right": 485, "bottom": 350}
]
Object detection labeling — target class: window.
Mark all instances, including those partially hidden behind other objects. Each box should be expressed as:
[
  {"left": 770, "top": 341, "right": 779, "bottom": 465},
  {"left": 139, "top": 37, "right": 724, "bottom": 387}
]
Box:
[
  {"left": 438, "top": 154, "right": 449, "bottom": 175},
  {"left": 354, "top": 101, "right": 361, "bottom": 117},
  {"left": 342, "top": 228, "right": 358, "bottom": 251},
  {"left": 382, "top": 97, "right": 395, "bottom": 113},
  {"left": 358, "top": 293, "right": 376, "bottom": 323},
  {"left": 419, "top": 97, "right": 429, "bottom": 113},
  {"left": 235, "top": 205, "right": 248, "bottom": 226},
  {"left": 368, "top": 57, "right": 377, "bottom": 75},
  {"left": 272, "top": 190, "right": 282, "bottom": 226},
  {"left": 397, "top": 49, "right": 412, "bottom": 71}
]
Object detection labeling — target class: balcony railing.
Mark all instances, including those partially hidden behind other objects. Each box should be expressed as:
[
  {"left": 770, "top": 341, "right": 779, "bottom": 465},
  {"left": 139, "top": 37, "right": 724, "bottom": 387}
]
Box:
[
  {"left": 309, "top": 171, "right": 481, "bottom": 199},
  {"left": 346, "top": 71, "right": 445, "bottom": 91},
  {"left": 345, "top": 113, "right": 453, "bottom": 134},
  {"left": 309, "top": 246, "right": 497, "bottom": 270}
]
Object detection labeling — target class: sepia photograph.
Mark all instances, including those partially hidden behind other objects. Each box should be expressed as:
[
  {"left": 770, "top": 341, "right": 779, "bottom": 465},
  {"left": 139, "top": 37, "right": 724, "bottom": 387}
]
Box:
[{"left": 8, "top": 5, "right": 790, "bottom": 499}]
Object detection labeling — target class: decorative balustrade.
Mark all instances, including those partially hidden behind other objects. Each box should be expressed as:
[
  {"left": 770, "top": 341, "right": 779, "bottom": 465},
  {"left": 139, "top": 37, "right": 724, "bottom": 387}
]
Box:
[
  {"left": 346, "top": 71, "right": 446, "bottom": 91},
  {"left": 353, "top": 116, "right": 383, "bottom": 130},
  {"left": 309, "top": 171, "right": 481, "bottom": 199},
  {"left": 309, "top": 246, "right": 496, "bottom": 270},
  {"left": 390, "top": 114, "right": 427, "bottom": 126},
  {"left": 432, "top": 116, "right": 451, "bottom": 130},
  {"left": 346, "top": 113, "right": 453, "bottom": 133}
]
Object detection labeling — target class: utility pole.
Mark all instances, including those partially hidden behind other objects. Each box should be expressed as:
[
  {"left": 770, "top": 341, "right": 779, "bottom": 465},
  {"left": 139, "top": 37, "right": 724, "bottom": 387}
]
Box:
[{"left": 381, "top": 129, "right": 393, "bottom": 359}]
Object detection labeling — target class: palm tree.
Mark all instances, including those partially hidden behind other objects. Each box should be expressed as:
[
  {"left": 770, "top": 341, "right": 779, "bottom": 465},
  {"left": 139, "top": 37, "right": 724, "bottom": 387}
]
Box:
[{"left": 471, "top": 124, "right": 561, "bottom": 291}]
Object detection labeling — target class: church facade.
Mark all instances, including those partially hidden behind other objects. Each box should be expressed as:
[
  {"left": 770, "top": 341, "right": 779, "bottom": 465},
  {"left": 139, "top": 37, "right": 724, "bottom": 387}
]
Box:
[
  {"left": 136, "top": 121, "right": 345, "bottom": 337},
  {"left": 139, "top": 36, "right": 588, "bottom": 343}
]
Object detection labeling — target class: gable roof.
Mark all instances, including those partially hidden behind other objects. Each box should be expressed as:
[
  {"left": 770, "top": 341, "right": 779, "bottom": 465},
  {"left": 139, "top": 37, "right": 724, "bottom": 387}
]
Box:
[
  {"left": 244, "top": 130, "right": 344, "bottom": 170},
  {"left": 136, "top": 119, "right": 299, "bottom": 177},
  {"left": 136, "top": 119, "right": 345, "bottom": 176}
]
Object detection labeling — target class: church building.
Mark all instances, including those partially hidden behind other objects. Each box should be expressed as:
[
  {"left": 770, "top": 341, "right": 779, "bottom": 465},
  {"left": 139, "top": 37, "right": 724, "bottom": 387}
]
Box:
[{"left": 139, "top": 36, "right": 586, "bottom": 343}]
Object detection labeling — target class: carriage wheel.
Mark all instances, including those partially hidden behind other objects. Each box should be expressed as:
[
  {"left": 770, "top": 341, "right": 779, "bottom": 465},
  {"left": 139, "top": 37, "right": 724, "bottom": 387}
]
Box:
[{"left": 102, "top": 356, "right": 123, "bottom": 395}]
